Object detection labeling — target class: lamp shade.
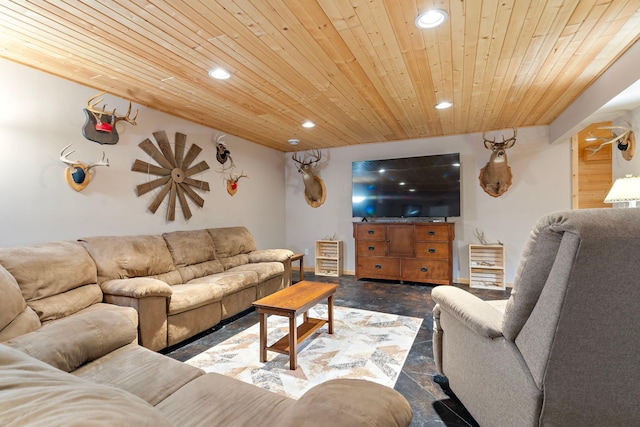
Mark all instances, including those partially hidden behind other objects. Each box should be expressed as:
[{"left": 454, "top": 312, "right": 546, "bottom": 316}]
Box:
[{"left": 604, "top": 174, "right": 640, "bottom": 207}]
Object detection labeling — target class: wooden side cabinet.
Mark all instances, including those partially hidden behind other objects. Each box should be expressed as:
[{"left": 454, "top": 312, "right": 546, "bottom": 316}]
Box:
[
  {"left": 353, "top": 222, "right": 455, "bottom": 285},
  {"left": 315, "top": 240, "right": 342, "bottom": 277},
  {"left": 469, "top": 244, "right": 505, "bottom": 290}
]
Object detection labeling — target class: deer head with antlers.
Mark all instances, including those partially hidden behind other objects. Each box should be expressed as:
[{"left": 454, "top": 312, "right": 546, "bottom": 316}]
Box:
[
  {"left": 226, "top": 170, "right": 248, "bottom": 196},
  {"left": 585, "top": 120, "right": 635, "bottom": 161},
  {"left": 82, "top": 92, "right": 138, "bottom": 145},
  {"left": 60, "top": 144, "right": 110, "bottom": 191},
  {"left": 479, "top": 128, "right": 517, "bottom": 197},
  {"left": 292, "top": 149, "right": 326, "bottom": 207}
]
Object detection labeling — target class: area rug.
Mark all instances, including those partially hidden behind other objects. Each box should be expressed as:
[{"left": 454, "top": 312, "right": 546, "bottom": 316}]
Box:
[{"left": 185, "top": 304, "right": 422, "bottom": 399}]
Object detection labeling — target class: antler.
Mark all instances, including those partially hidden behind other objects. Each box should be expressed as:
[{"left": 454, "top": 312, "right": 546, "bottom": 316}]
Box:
[
  {"left": 292, "top": 149, "right": 322, "bottom": 168},
  {"left": 59, "top": 144, "right": 109, "bottom": 169},
  {"left": 86, "top": 92, "right": 138, "bottom": 125},
  {"left": 86, "top": 151, "right": 110, "bottom": 170},
  {"left": 482, "top": 128, "right": 517, "bottom": 146},
  {"left": 586, "top": 120, "right": 633, "bottom": 156},
  {"left": 230, "top": 171, "right": 248, "bottom": 182}
]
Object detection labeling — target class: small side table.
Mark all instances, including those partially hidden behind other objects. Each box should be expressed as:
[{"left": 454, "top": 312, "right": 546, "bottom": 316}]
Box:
[{"left": 290, "top": 253, "right": 304, "bottom": 284}]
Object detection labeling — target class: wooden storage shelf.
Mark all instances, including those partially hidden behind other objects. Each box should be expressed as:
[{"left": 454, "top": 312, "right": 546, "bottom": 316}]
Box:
[
  {"left": 469, "top": 244, "right": 505, "bottom": 290},
  {"left": 315, "top": 240, "right": 342, "bottom": 277}
]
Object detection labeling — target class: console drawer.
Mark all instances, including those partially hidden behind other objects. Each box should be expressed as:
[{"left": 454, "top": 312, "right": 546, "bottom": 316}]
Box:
[
  {"left": 401, "top": 258, "right": 450, "bottom": 283},
  {"left": 356, "top": 224, "right": 386, "bottom": 240},
  {"left": 356, "top": 240, "right": 387, "bottom": 257},
  {"left": 415, "top": 224, "right": 452, "bottom": 242},
  {"left": 415, "top": 242, "right": 450, "bottom": 259},
  {"left": 356, "top": 257, "right": 400, "bottom": 279}
]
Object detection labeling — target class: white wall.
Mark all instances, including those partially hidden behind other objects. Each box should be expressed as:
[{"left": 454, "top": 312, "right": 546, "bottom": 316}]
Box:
[
  {"left": 285, "top": 127, "right": 571, "bottom": 284},
  {"left": 0, "top": 59, "right": 286, "bottom": 249}
]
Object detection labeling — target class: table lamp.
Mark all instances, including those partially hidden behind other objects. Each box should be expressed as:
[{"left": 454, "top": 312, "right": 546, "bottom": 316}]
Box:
[{"left": 604, "top": 174, "right": 640, "bottom": 207}]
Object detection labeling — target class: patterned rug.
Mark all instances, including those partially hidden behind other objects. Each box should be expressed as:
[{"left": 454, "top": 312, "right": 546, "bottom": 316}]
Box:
[{"left": 185, "top": 304, "right": 422, "bottom": 399}]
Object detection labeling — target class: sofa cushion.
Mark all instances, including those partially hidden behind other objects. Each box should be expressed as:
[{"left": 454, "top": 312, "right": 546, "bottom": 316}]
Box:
[
  {"left": 168, "top": 283, "right": 224, "bottom": 315},
  {"left": 0, "top": 241, "right": 99, "bottom": 323},
  {"left": 6, "top": 304, "right": 137, "bottom": 373},
  {"left": 164, "top": 229, "right": 224, "bottom": 282},
  {"left": 0, "top": 264, "right": 40, "bottom": 342},
  {"left": 80, "top": 235, "right": 182, "bottom": 285},
  {"left": 187, "top": 271, "right": 258, "bottom": 294},
  {"left": 208, "top": 226, "right": 257, "bottom": 258},
  {"left": 227, "top": 261, "right": 284, "bottom": 282},
  {"left": 218, "top": 253, "right": 250, "bottom": 270},
  {"left": 73, "top": 343, "right": 204, "bottom": 406},
  {"left": 0, "top": 344, "right": 172, "bottom": 427}
]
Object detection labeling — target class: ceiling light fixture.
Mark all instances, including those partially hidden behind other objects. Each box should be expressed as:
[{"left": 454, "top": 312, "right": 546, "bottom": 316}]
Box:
[
  {"left": 435, "top": 101, "right": 453, "bottom": 110},
  {"left": 415, "top": 9, "right": 448, "bottom": 29},
  {"left": 302, "top": 120, "right": 315, "bottom": 128},
  {"left": 288, "top": 139, "right": 300, "bottom": 145},
  {"left": 208, "top": 68, "right": 231, "bottom": 80}
]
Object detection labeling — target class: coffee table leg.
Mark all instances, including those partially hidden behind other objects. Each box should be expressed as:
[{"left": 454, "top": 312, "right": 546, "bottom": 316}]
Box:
[
  {"left": 328, "top": 294, "right": 334, "bottom": 334},
  {"left": 289, "top": 315, "right": 297, "bottom": 370},
  {"left": 259, "top": 311, "right": 267, "bottom": 362}
]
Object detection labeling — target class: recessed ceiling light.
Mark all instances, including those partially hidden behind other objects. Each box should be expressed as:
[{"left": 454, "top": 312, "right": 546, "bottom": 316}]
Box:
[
  {"left": 288, "top": 139, "right": 300, "bottom": 145},
  {"left": 435, "top": 101, "right": 453, "bottom": 110},
  {"left": 208, "top": 68, "right": 231, "bottom": 80},
  {"left": 415, "top": 9, "right": 448, "bottom": 29},
  {"left": 302, "top": 120, "right": 315, "bottom": 128}
]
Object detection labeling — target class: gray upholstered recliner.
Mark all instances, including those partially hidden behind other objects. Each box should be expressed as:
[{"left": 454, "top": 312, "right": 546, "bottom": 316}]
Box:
[{"left": 432, "top": 208, "right": 640, "bottom": 426}]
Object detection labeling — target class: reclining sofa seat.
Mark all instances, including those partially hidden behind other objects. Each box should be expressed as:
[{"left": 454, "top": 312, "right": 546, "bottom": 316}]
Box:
[
  {"left": 80, "top": 226, "right": 292, "bottom": 351},
  {"left": 432, "top": 208, "right": 640, "bottom": 426}
]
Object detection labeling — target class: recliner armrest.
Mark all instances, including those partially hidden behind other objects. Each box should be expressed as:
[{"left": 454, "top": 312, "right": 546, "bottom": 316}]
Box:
[
  {"left": 101, "top": 278, "right": 173, "bottom": 298},
  {"left": 432, "top": 286, "right": 504, "bottom": 339},
  {"left": 248, "top": 249, "right": 294, "bottom": 263}
]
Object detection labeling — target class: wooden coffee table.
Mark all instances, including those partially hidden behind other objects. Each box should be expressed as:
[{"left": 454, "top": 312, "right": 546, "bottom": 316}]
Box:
[{"left": 252, "top": 280, "right": 338, "bottom": 370}]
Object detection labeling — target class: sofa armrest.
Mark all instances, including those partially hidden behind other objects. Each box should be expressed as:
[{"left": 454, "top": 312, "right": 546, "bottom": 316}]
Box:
[
  {"left": 101, "top": 278, "right": 172, "bottom": 352},
  {"left": 101, "top": 277, "right": 173, "bottom": 298},
  {"left": 283, "top": 379, "right": 412, "bottom": 427},
  {"left": 431, "top": 286, "right": 504, "bottom": 339},
  {"left": 248, "top": 248, "right": 294, "bottom": 263}
]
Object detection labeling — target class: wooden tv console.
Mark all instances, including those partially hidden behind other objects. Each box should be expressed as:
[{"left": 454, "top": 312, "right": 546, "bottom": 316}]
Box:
[{"left": 353, "top": 221, "right": 455, "bottom": 285}]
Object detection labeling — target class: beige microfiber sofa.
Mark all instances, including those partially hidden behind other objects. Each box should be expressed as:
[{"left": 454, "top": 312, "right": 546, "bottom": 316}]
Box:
[
  {"left": 432, "top": 208, "right": 640, "bottom": 426},
  {"left": 0, "top": 232, "right": 413, "bottom": 426},
  {"left": 79, "top": 226, "right": 293, "bottom": 350}
]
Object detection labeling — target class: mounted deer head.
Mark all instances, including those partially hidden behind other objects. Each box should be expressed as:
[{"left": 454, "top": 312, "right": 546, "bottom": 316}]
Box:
[
  {"left": 479, "top": 128, "right": 517, "bottom": 197},
  {"left": 585, "top": 120, "right": 635, "bottom": 161},
  {"left": 226, "top": 171, "right": 248, "bottom": 196},
  {"left": 82, "top": 92, "right": 138, "bottom": 145},
  {"left": 213, "top": 134, "right": 233, "bottom": 165},
  {"left": 292, "top": 149, "right": 326, "bottom": 207},
  {"left": 60, "top": 144, "right": 109, "bottom": 191}
]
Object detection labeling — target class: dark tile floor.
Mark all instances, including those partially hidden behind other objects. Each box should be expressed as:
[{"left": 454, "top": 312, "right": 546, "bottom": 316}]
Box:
[{"left": 164, "top": 273, "right": 511, "bottom": 427}]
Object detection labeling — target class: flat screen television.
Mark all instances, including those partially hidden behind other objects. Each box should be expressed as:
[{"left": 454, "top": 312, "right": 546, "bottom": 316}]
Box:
[{"left": 352, "top": 153, "right": 461, "bottom": 219}]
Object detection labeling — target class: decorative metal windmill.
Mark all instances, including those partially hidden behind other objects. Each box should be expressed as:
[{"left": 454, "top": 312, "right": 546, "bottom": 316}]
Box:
[{"left": 132, "top": 131, "right": 210, "bottom": 221}]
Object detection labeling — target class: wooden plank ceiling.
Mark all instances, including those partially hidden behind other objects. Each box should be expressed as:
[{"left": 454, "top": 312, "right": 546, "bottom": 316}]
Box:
[{"left": 1, "top": 1, "right": 639, "bottom": 152}]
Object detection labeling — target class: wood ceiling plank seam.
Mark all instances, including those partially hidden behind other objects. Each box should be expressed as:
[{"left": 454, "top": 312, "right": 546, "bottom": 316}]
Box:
[
  {"left": 433, "top": 17, "right": 456, "bottom": 134},
  {"left": 387, "top": 0, "right": 442, "bottom": 136},
  {"left": 445, "top": 0, "right": 468, "bottom": 134},
  {"left": 458, "top": 0, "right": 483, "bottom": 133},
  {"left": 478, "top": 0, "right": 524, "bottom": 131},
  {"left": 516, "top": 0, "right": 636, "bottom": 125},
  {"left": 315, "top": 0, "right": 417, "bottom": 138},
  {"left": 361, "top": 0, "right": 426, "bottom": 137},
  {"left": 284, "top": 0, "right": 402, "bottom": 139},
  {"left": 466, "top": 0, "right": 500, "bottom": 133},
  {"left": 344, "top": 23, "right": 416, "bottom": 137},
  {"left": 497, "top": 0, "right": 576, "bottom": 127},
  {"left": 537, "top": 9, "right": 640, "bottom": 125},
  {"left": 512, "top": 0, "right": 610, "bottom": 123},
  {"left": 242, "top": 0, "right": 391, "bottom": 139},
  {"left": 189, "top": 0, "right": 385, "bottom": 143},
  {"left": 482, "top": 0, "right": 537, "bottom": 130}
]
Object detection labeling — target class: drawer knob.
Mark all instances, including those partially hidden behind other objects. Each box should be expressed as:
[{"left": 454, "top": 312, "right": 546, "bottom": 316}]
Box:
[
  {"left": 428, "top": 231, "right": 436, "bottom": 236},
  {"left": 428, "top": 248, "right": 436, "bottom": 254},
  {"left": 368, "top": 246, "right": 375, "bottom": 251},
  {"left": 375, "top": 264, "right": 382, "bottom": 269},
  {"left": 420, "top": 267, "right": 428, "bottom": 272},
  {"left": 368, "top": 230, "right": 375, "bottom": 234}
]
